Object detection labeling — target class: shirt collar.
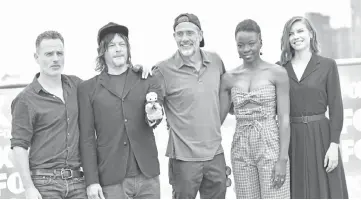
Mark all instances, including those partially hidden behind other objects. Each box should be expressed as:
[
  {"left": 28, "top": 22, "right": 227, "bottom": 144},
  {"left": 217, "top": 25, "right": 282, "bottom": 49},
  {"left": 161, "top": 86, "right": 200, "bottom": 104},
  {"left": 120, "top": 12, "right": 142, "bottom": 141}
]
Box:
[
  {"left": 174, "top": 49, "right": 211, "bottom": 69},
  {"left": 31, "top": 72, "right": 72, "bottom": 93}
]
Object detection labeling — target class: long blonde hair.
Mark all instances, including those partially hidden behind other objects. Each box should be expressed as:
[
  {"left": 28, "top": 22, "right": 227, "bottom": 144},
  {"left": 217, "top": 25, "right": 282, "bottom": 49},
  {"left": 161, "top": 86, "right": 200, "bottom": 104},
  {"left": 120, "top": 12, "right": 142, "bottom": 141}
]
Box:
[{"left": 280, "top": 16, "right": 320, "bottom": 65}]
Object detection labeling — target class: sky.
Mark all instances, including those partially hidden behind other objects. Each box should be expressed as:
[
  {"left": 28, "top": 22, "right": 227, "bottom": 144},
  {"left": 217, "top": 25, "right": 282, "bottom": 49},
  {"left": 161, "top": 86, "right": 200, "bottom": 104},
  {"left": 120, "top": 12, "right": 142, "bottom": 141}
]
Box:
[{"left": 0, "top": 0, "right": 352, "bottom": 82}]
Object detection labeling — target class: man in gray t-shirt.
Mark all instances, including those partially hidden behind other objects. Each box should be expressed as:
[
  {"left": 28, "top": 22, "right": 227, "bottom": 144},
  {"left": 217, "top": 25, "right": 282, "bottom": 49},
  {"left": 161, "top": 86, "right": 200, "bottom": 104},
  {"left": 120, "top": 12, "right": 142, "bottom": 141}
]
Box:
[{"left": 153, "top": 13, "right": 229, "bottom": 199}]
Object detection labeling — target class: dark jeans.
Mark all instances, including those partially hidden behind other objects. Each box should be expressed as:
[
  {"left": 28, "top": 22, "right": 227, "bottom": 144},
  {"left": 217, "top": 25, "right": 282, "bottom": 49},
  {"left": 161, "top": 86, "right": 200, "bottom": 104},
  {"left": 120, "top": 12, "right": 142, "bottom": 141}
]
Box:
[
  {"left": 168, "top": 153, "right": 227, "bottom": 199},
  {"left": 102, "top": 174, "right": 160, "bottom": 199},
  {"left": 32, "top": 176, "right": 86, "bottom": 199}
]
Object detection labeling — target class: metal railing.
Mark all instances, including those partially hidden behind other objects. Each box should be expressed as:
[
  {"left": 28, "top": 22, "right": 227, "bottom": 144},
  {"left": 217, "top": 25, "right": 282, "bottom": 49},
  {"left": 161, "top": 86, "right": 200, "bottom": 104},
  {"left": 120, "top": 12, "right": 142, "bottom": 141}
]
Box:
[
  {"left": 0, "top": 83, "right": 28, "bottom": 90},
  {"left": 0, "top": 58, "right": 359, "bottom": 91},
  {"left": 336, "top": 58, "right": 361, "bottom": 66}
]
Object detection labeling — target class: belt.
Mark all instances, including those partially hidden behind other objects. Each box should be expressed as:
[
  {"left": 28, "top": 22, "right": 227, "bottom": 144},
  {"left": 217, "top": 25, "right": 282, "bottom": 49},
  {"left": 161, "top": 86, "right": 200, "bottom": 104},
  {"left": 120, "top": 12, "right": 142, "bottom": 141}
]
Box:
[
  {"left": 290, "top": 113, "right": 326, "bottom": 123},
  {"left": 30, "top": 168, "right": 84, "bottom": 180}
]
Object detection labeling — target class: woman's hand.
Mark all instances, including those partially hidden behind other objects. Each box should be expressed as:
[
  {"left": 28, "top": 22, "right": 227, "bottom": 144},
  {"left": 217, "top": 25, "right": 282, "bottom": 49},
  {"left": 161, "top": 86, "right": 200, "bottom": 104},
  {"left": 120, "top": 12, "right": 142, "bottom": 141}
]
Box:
[
  {"left": 324, "top": 142, "right": 339, "bottom": 173},
  {"left": 272, "top": 159, "right": 287, "bottom": 189}
]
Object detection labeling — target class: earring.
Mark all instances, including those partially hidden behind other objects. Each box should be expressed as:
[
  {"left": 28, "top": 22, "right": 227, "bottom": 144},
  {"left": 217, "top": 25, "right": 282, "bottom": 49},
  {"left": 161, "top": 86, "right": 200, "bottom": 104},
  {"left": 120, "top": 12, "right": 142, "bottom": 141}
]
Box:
[{"left": 260, "top": 51, "right": 263, "bottom": 55}]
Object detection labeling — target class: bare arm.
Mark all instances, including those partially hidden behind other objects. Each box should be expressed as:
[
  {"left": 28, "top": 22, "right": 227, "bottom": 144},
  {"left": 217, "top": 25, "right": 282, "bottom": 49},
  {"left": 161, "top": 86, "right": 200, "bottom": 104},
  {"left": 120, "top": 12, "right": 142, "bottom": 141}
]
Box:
[
  {"left": 220, "top": 73, "right": 232, "bottom": 124},
  {"left": 11, "top": 147, "right": 42, "bottom": 199},
  {"left": 274, "top": 66, "right": 291, "bottom": 161},
  {"left": 10, "top": 97, "right": 43, "bottom": 198},
  {"left": 12, "top": 147, "right": 34, "bottom": 189}
]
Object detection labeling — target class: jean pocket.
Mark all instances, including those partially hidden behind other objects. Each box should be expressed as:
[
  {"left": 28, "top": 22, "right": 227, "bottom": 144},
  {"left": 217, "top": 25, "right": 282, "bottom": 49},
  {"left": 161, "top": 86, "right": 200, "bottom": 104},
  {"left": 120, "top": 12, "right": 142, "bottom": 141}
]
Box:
[
  {"left": 32, "top": 176, "right": 53, "bottom": 187},
  {"left": 70, "top": 177, "right": 86, "bottom": 190},
  {"left": 72, "top": 176, "right": 85, "bottom": 183}
]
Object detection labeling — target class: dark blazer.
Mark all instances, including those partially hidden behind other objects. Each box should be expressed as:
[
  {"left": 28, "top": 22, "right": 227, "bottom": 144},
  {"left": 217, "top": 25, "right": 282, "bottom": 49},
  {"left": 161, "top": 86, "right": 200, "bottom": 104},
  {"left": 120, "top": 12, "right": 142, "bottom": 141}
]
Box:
[
  {"left": 278, "top": 54, "right": 343, "bottom": 143},
  {"left": 77, "top": 69, "right": 164, "bottom": 187}
]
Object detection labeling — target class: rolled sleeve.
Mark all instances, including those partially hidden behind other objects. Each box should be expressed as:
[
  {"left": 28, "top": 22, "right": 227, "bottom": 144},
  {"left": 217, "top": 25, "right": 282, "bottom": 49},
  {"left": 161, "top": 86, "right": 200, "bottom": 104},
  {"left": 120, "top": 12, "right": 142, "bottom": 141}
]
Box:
[
  {"left": 10, "top": 96, "right": 34, "bottom": 150},
  {"left": 77, "top": 82, "right": 99, "bottom": 186}
]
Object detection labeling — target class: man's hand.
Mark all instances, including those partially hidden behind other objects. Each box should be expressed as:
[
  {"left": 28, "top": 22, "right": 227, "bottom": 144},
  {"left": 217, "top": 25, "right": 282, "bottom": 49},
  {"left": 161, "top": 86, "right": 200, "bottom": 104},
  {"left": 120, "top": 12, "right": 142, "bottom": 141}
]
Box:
[
  {"left": 132, "top": 64, "right": 152, "bottom": 79},
  {"left": 87, "top": 183, "right": 105, "bottom": 199},
  {"left": 25, "top": 187, "right": 42, "bottom": 199}
]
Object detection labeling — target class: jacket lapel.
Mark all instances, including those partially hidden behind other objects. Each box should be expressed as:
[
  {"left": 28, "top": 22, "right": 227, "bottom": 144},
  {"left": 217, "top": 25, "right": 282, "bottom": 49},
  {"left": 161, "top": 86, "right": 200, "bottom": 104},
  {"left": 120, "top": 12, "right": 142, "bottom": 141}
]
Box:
[
  {"left": 299, "top": 54, "right": 321, "bottom": 82},
  {"left": 122, "top": 69, "right": 140, "bottom": 99},
  {"left": 99, "top": 71, "right": 123, "bottom": 99},
  {"left": 284, "top": 62, "right": 299, "bottom": 83}
]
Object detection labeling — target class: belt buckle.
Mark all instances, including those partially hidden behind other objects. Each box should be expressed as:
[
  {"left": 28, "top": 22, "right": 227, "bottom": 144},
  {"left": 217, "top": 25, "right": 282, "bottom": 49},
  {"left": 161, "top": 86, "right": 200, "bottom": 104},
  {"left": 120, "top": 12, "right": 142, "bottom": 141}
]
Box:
[
  {"left": 60, "top": 168, "right": 73, "bottom": 180},
  {"left": 301, "top": 116, "right": 308, "bottom": 123}
]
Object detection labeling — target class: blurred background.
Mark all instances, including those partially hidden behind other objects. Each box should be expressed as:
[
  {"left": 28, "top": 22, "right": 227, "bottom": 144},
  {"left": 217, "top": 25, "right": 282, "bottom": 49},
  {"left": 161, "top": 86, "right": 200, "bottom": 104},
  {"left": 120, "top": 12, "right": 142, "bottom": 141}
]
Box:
[{"left": 1, "top": 0, "right": 360, "bottom": 198}]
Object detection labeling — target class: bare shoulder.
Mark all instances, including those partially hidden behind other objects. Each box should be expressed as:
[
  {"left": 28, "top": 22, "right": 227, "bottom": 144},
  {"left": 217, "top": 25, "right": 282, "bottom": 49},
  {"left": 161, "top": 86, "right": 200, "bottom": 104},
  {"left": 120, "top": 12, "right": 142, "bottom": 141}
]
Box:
[
  {"left": 223, "top": 65, "right": 244, "bottom": 79},
  {"left": 268, "top": 63, "right": 288, "bottom": 79},
  {"left": 221, "top": 71, "right": 233, "bottom": 85},
  {"left": 228, "top": 65, "right": 248, "bottom": 75},
  {"left": 221, "top": 66, "right": 241, "bottom": 89}
]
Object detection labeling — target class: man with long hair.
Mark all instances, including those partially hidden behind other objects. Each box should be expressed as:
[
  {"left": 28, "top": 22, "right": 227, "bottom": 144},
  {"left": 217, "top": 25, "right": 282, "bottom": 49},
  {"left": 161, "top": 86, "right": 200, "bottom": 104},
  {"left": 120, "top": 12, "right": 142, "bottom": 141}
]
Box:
[{"left": 77, "top": 22, "right": 164, "bottom": 199}]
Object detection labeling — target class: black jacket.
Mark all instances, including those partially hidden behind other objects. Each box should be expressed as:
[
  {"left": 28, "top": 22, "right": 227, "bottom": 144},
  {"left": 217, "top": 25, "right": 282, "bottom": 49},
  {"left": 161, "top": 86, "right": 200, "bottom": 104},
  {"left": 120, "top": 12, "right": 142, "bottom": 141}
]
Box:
[{"left": 77, "top": 69, "right": 164, "bottom": 186}]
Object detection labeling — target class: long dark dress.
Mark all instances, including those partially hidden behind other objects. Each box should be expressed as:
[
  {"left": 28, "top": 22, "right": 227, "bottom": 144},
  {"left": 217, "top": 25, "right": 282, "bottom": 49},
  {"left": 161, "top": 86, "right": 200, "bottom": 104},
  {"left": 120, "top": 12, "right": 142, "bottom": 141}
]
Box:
[{"left": 282, "top": 54, "right": 348, "bottom": 199}]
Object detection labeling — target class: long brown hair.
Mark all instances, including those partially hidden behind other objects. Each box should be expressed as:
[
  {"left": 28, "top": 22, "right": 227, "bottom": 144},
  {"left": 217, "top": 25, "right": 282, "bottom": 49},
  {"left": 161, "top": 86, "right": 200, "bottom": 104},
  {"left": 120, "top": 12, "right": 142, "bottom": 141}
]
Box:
[
  {"left": 280, "top": 16, "right": 320, "bottom": 65},
  {"left": 95, "top": 33, "right": 132, "bottom": 72}
]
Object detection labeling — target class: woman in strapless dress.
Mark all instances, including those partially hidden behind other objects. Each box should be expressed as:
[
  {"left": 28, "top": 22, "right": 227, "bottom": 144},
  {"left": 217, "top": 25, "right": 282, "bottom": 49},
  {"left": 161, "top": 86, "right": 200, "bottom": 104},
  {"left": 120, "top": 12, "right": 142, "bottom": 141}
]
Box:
[{"left": 220, "top": 19, "right": 291, "bottom": 199}]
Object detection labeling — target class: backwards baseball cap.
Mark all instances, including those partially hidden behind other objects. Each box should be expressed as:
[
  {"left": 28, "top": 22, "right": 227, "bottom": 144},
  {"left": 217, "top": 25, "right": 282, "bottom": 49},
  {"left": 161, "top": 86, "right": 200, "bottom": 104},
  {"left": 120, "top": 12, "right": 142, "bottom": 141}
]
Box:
[
  {"left": 173, "top": 13, "right": 205, "bottom": 47},
  {"left": 97, "top": 22, "right": 129, "bottom": 45}
]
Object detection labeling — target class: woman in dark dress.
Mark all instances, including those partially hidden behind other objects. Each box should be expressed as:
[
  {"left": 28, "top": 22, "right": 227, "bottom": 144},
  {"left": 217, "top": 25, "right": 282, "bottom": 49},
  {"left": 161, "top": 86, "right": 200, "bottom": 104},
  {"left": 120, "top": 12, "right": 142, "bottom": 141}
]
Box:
[{"left": 278, "top": 16, "right": 348, "bottom": 199}]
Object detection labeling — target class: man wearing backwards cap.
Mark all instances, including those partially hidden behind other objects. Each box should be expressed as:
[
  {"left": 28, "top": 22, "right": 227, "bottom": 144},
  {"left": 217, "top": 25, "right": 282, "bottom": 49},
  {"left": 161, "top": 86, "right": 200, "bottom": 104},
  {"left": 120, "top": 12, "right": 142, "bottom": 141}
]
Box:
[
  {"left": 151, "top": 13, "right": 229, "bottom": 198},
  {"left": 77, "top": 22, "right": 164, "bottom": 199}
]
